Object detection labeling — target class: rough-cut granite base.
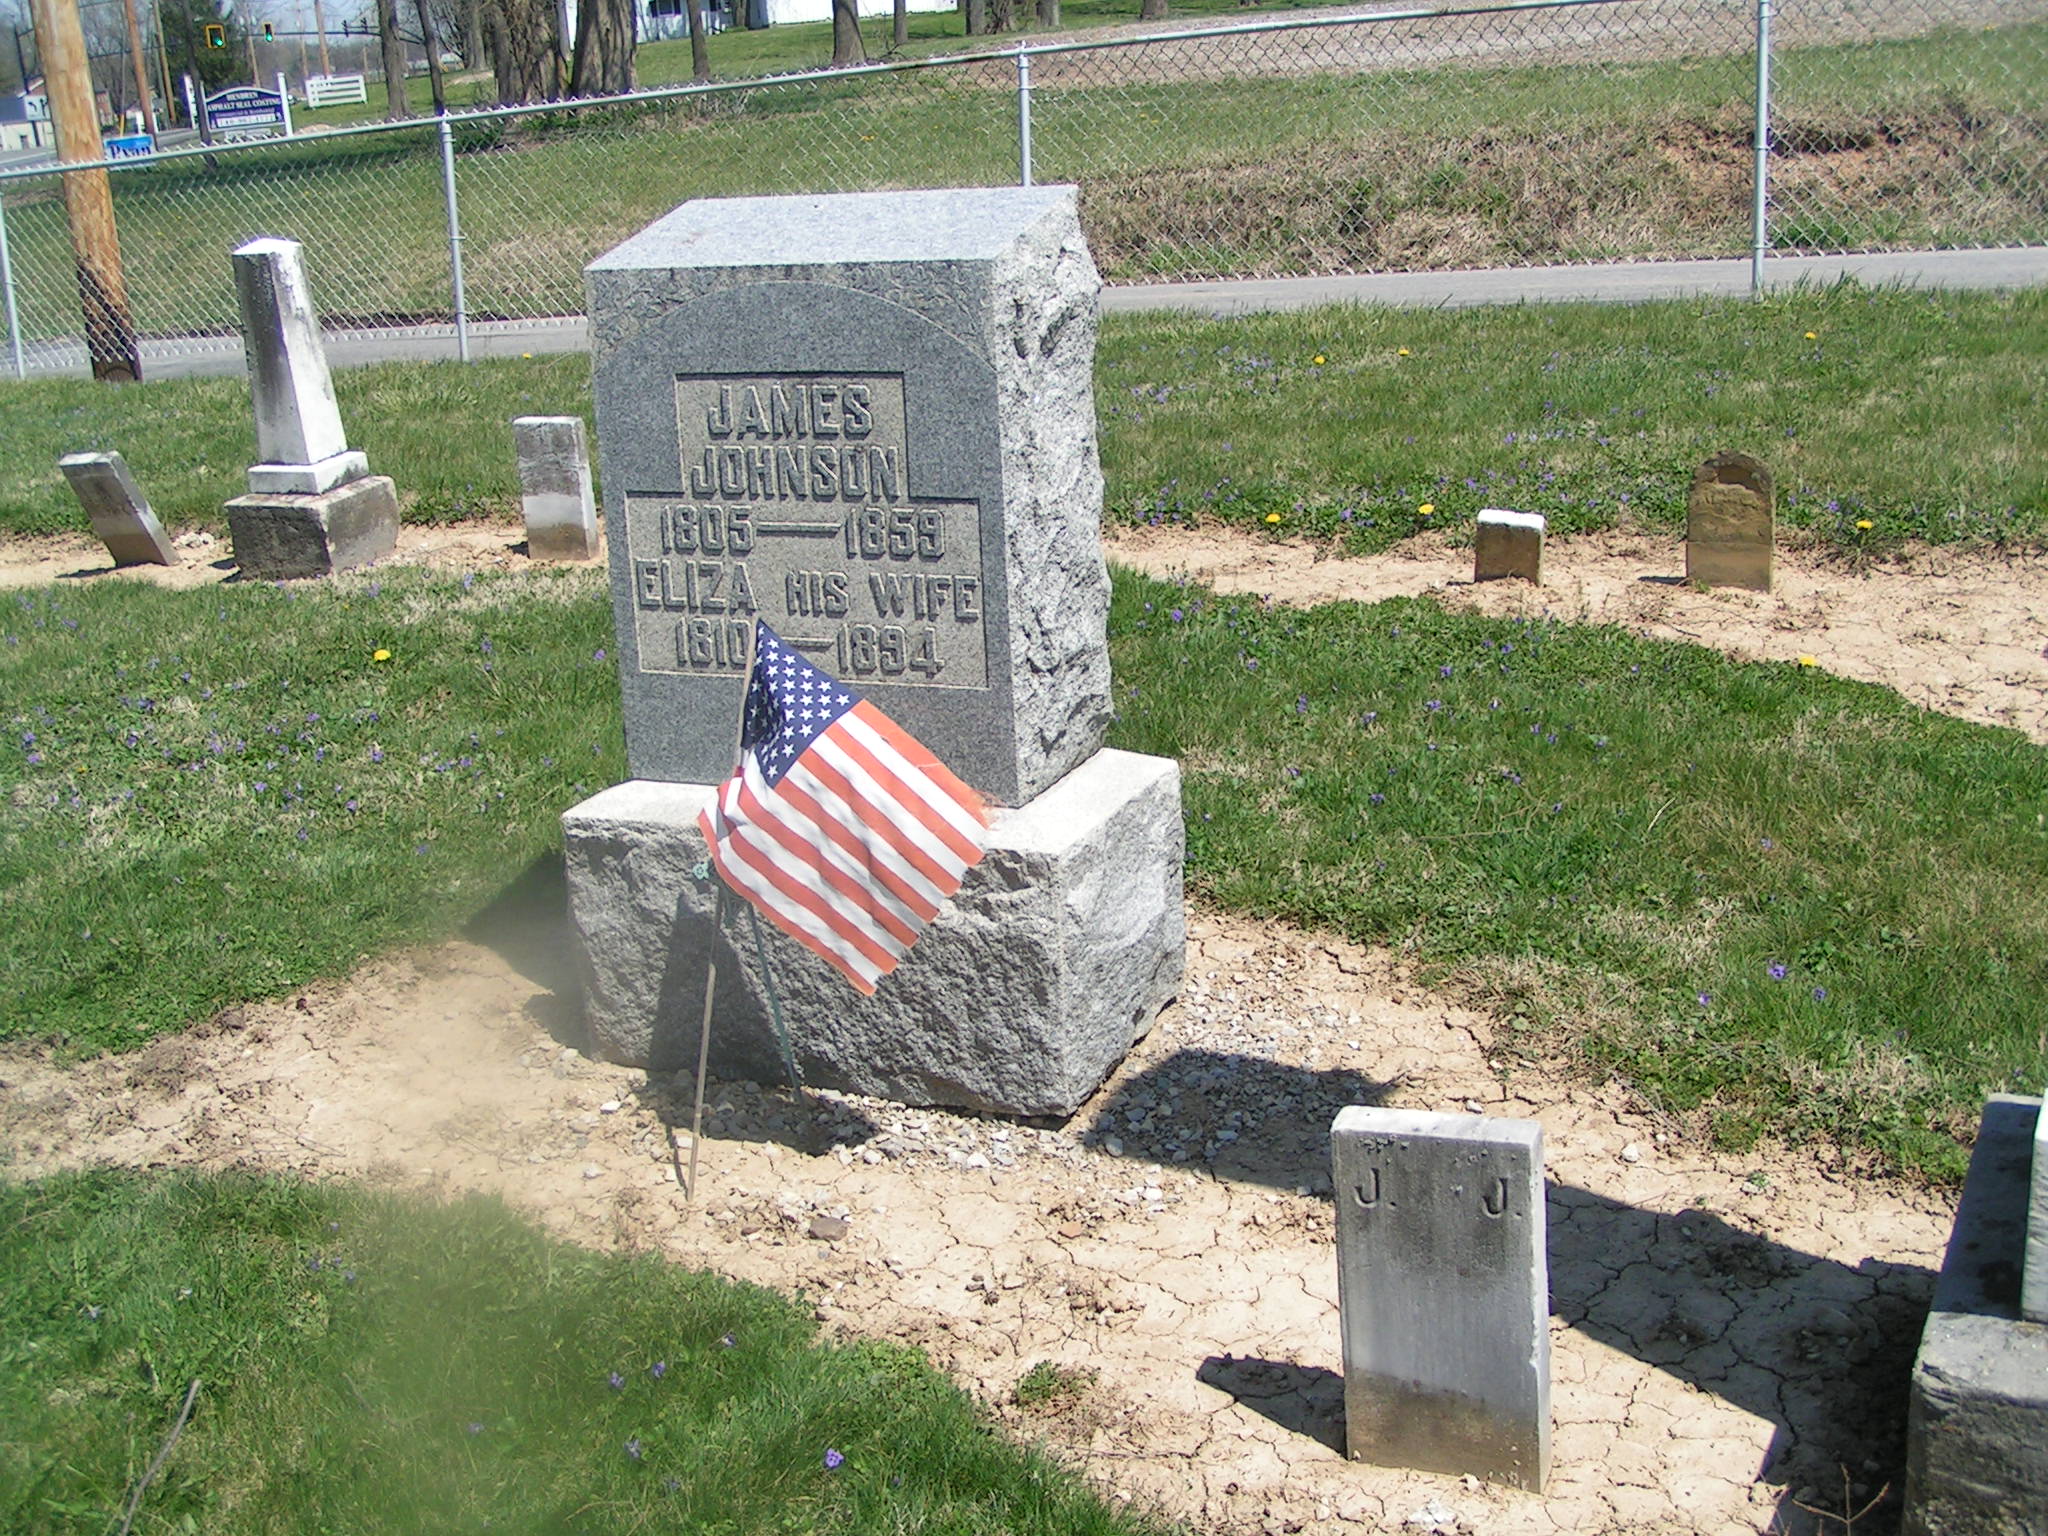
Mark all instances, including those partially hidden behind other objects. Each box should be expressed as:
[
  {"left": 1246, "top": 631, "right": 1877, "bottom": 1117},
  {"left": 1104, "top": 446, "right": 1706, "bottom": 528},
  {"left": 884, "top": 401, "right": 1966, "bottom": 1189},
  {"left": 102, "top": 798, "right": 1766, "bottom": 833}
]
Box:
[
  {"left": 562, "top": 748, "right": 1183, "bottom": 1115},
  {"left": 1903, "top": 1095, "right": 2048, "bottom": 1536},
  {"left": 225, "top": 475, "right": 399, "bottom": 579}
]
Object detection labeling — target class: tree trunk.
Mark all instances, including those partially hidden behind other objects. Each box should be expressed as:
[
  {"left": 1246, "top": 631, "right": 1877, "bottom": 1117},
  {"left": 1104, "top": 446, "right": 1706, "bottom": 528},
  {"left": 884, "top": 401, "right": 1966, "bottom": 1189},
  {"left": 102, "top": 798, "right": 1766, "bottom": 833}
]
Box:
[
  {"left": 377, "top": 0, "right": 413, "bottom": 117},
  {"left": 893, "top": 0, "right": 907, "bottom": 48},
  {"left": 965, "top": 0, "right": 986, "bottom": 34},
  {"left": 1036, "top": 0, "right": 1058, "bottom": 25},
  {"left": 990, "top": 0, "right": 1012, "bottom": 30},
  {"left": 685, "top": 0, "right": 711, "bottom": 81},
  {"left": 464, "top": 0, "right": 485, "bottom": 69},
  {"left": 829, "top": 0, "right": 863, "bottom": 65},
  {"left": 417, "top": 0, "right": 447, "bottom": 113},
  {"left": 567, "top": 0, "right": 635, "bottom": 94},
  {"left": 1138, "top": 0, "right": 1166, "bottom": 17},
  {"left": 484, "top": 0, "right": 561, "bottom": 103}
]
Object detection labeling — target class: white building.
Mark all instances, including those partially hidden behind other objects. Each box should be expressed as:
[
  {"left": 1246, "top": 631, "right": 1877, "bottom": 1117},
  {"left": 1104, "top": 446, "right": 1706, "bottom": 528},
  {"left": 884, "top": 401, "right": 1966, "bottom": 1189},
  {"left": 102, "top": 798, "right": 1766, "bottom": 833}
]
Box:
[{"left": 635, "top": 0, "right": 955, "bottom": 42}]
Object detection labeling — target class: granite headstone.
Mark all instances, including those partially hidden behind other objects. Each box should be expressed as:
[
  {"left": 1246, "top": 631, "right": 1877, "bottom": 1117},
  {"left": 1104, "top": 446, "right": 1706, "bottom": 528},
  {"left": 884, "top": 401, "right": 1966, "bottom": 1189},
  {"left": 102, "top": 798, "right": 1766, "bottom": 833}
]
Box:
[{"left": 513, "top": 415, "right": 599, "bottom": 561}]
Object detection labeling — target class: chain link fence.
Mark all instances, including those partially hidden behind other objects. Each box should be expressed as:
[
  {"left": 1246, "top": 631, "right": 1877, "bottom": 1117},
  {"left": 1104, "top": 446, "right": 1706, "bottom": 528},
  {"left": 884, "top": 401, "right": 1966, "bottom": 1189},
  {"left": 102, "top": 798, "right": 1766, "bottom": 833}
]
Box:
[{"left": 3, "top": 0, "right": 2044, "bottom": 376}]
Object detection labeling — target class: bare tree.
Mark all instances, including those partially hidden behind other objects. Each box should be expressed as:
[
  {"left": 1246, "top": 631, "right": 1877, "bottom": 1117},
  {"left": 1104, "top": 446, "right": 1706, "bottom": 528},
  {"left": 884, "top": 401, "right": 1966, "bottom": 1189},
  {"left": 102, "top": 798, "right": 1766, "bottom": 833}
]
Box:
[
  {"left": 964, "top": 0, "right": 985, "bottom": 34},
  {"left": 415, "top": 0, "right": 447, "bottom": 110},
  {"left": 892, "top": 0, "right": 905, "bottom": 49},
  {"left": 1036, "top": 0, "right": 1058, "bottom": 26},
  {"left": 481, "top": 0, "right": 560, "bottom": 102},
  {"left": 829, "top": 0, "right": 861, "bottom": 65},
  {"left": 1139, "top": 0, "right": 1166, "bottom": 17},
  {"left": 684, "top": 0, "right": 710, "bottom": 81},
  {"left": 376, "top": 0, "right": 413, "bottom": 116},
  {"left": 566, "top": 0, "right": 634, "bottom": 95}
]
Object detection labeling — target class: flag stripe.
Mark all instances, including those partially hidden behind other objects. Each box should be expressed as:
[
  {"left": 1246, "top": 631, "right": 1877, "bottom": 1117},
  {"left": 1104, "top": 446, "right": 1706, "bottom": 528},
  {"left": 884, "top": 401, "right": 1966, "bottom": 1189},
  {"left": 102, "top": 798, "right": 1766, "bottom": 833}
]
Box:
[
  {"left": 701, "top": 812, "right": 887, "bottom": 993},
  {"left": 721, "top": 820, "right": 905, "bottom": 973},
  {"left": 728, "top": 771, "right": 922, "bottom": 948},
  {"left": 808, "top": 733, "right": 980, "bottom": 883},
  {"left": 750, "top": 757, "right": 944, "bottom": 923},
  {"left": 839, "top": 706, "right": 987, "bottom": 858},
  {"left": 847, "top": 706, "right": 988, "bottom": 838},
  {"left": 796, "top": 746, "right": 970, "bottom": 897}
]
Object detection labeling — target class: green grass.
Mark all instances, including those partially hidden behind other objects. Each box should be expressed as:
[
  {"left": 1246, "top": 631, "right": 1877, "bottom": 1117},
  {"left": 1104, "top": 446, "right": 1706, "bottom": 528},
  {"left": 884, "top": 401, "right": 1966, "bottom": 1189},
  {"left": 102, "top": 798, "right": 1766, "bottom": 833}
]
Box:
[
  {"left": 1095, "top": 283, "right": 2048, "bottom": 551},
  {"left": 0, "top": 1166, "right": 1167, "bottom": 1536},
  {"left": 0, "top": 567, "right": 624, "bottom": 1051},
  {"left": 1106, "top": 577, "right": 2048, "bottom": 1178},
  {"left": 4, "top": 557, "right": 2044, "bottom": 1177},
  {"left": 4, "top": 21, "right": 2041, "bottom": 339},
  {"left": 1, "top": 286, "right": 2040, "bottom": 553}
]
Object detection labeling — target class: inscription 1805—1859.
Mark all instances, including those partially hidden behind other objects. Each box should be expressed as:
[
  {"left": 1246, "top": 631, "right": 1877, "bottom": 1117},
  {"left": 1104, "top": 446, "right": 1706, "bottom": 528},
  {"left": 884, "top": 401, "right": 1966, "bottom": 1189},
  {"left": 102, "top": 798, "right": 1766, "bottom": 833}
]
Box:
[{"left": 623, "top": 374, "right": 988, "bottom": 689}]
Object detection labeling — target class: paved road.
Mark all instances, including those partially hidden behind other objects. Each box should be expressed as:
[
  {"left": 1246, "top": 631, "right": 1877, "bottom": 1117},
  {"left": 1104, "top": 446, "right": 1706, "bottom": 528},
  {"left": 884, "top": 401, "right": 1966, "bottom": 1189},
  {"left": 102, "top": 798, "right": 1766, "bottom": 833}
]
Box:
[{"left": 10, "top": 247, "right": 2045, "bottom": 382}]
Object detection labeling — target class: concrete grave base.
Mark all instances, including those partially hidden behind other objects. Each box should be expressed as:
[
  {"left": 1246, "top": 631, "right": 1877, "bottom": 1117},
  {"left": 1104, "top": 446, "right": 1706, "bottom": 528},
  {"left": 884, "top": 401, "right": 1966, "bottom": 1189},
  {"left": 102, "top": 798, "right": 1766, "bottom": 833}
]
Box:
[
  {"left": 226, "top": 475, "right": 399, "bottom": 580},
  {"left": 1903, "top": 1094, "right": 2048, "bottom": 1536},
  {"left": 248, "top": 448, "right": 370, "bottom": 495},
  {"left": 562, "top": 748, "right": 1184, "bottom": 1116}
]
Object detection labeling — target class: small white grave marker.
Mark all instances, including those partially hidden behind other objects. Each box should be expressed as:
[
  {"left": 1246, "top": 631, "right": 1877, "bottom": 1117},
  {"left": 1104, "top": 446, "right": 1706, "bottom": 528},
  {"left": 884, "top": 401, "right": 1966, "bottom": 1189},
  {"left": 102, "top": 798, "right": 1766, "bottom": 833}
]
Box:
[
  {"left": 513, "top": 416, "right": 598, "bottom": 561},
  {"left": 1332, "top": 1105, "right": 1549, "bottom": 1491},
  {"left": 1473, "top": 508, "right": 1544, "bottom": 584},
  {"left": 58, "top": 451, "right": 178, "bottom": 567}
]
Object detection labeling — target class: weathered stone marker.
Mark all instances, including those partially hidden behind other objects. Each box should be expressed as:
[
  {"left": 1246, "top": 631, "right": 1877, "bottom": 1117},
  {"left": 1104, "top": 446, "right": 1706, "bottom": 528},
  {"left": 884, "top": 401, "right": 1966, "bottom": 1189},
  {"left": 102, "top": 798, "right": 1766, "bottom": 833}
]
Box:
[
  {"left": 57, "top": 451, "right": 178, "bottom": 567},
  {"left": 513, "top": 416, "right": 599, "bottom": 561},
  {"left": 1473, "top": 508, "right": 1544, "bottom": 584},
  {"left": 1686, "top": 451, "right": 1773, "bottom": 592},
  {"left": 1904, "top": 1095, "right": 2048, "bottom": 1534},
  {"left": 562, "top": 187, "right": 1183, "bottom": 1116},
  {"left": 2027, "top": 1094, "right": 2048, "bottom": 1325},
  {"left": 1331, "top": 1106, "right": 1549, "bottom": 1491},
  {"left": 222, "top": 237, "right": 398, "bottom": 579}
]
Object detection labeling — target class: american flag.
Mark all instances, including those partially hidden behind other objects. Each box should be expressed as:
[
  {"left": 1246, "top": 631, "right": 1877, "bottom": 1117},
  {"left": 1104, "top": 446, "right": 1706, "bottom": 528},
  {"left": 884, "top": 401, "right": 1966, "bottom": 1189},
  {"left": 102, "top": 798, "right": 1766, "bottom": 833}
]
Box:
[{"left": 699, "top": 621, "right": 989, "bottom": 995}]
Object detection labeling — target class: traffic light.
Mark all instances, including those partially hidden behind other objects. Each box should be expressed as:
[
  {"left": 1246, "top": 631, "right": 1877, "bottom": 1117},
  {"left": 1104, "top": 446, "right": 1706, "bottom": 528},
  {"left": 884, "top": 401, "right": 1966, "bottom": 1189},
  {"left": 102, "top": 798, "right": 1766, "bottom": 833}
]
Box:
[
  {"left": 262, "top": 21, "right": 274, "bottom": 40},
  {"left": 204, "top": 23, "right": 226, "bottom": 47}
]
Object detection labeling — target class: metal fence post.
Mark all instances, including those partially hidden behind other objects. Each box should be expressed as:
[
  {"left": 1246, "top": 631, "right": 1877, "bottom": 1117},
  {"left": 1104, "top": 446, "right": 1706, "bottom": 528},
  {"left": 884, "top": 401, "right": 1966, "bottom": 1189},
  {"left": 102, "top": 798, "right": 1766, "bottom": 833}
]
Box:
[
  {"left": 0, "top": 188, "right": 24, "bottom": 381},
  {"left": 1750, "top": 0, "right": 1773, "bottom": 294},
  {"left": 1015, "top": 49, "right": 1034, "bottom": 188},
  {"left": 437, "top": 114, "right": 471, "bottom": 362}
]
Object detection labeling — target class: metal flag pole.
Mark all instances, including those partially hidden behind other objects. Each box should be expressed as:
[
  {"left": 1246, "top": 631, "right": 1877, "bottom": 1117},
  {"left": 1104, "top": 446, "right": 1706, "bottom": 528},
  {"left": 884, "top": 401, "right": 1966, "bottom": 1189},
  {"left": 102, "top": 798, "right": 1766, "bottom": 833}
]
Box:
[{"left": 684, "top": 620, "right": 760, "bottom": 1202}]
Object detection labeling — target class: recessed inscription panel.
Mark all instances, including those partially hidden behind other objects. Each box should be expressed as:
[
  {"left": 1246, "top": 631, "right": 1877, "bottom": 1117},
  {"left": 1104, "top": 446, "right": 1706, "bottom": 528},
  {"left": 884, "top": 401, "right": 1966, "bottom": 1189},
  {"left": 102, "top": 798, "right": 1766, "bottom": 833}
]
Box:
[{"left": 625, "top": 374, "right": 988, "bottom": 690}]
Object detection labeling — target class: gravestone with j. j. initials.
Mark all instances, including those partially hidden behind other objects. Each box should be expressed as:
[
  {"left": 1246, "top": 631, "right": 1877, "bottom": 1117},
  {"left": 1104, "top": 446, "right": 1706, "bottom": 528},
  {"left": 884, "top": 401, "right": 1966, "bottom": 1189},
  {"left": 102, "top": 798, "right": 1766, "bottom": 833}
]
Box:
[
  {"left": 561, "top": 186, "right": 1185, "bottom": 1117},
  {"left": 1331, "top": 1105, "right": 1550, "bottom": 1492},
  {"left": 221, "top": 237, "right": 399, "bottom": 579},
  {"left": 58, "top": 451, "right": 178, "bottom": 567},
  {"left": 1686, "top": 451, "right": 1774, "bottom": 593}
]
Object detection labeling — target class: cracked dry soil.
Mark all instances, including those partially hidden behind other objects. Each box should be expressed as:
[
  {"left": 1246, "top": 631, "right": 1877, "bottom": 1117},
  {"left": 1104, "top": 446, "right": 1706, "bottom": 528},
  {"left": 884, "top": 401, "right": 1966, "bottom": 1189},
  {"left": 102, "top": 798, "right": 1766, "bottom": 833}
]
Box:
[
  {"left": 1, "top": 520, "right": 2004, "bottom": 1534},
  {"left": 0, "top": 904, "right": 1953, "bottom": 1536}
]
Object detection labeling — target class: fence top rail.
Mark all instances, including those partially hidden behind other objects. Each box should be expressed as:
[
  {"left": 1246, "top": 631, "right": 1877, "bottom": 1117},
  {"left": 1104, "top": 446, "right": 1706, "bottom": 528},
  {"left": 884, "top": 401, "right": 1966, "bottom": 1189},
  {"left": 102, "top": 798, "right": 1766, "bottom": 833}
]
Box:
[{"left": 0, "top": 0, "right": 1656, "bottom": 187}]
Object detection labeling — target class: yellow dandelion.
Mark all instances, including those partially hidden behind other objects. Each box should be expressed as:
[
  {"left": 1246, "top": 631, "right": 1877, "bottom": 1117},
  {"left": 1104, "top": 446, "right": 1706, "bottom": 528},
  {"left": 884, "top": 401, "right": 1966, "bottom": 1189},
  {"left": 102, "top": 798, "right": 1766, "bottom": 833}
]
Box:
[
  {"left": 1418, "top": 503, "right": 1435, "bottom": 516},
  {"left": 1264, "top": 512, "right": 1283, "bottom": 525},
  {"left": 1397, "top": 347, "right": 1411, "bottom": 357},
  {"left": 1803, "top": 331, "right": 1817, "bottom": 341},
  {"left": 1312, "top": 354, "right": 1326, "bottom": 366},
  {"left": 521, "top": 352, "right": 533, "bottom": 359},
  {"left": 1797, "top": 655, "right": 1818, "bottom": 667},
  {"left": 1855, "top": 519, "right": 1873, "bottom": 530},
  {"left": 373, "top": 648, "right": 392, "bottom": 663}
]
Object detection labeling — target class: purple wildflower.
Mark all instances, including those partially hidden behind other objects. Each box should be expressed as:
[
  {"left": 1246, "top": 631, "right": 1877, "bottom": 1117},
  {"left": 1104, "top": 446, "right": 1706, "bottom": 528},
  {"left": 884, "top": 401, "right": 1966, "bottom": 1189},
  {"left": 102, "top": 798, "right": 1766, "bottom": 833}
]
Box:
[
  {"left": 1768, "top": 963, "right": 1787, "bottom": 980},
  {"left": 609, "top": 1371, "right": 625, "bottom": 1390},
  {"left": 626, "top": 1438, "right": 643, "bottom": 1461},
  {"left": 824, "top": 1449, "right": 844, "bottom": 1471}
]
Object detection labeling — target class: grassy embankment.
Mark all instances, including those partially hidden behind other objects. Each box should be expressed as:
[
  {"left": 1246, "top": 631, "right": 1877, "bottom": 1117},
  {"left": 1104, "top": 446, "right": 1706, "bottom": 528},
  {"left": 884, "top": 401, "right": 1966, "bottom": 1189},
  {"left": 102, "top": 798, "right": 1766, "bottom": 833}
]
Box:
[{"left": 1, "top": 21, "right": 2040, "bottom": 338}]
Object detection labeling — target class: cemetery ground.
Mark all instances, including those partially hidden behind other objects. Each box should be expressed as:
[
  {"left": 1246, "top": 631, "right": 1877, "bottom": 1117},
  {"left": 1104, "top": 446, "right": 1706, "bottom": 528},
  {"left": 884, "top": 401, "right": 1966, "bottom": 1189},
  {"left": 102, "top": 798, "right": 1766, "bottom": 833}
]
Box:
[{"left": 3, "top": 290, "right": 2045, "bottom": 1533}]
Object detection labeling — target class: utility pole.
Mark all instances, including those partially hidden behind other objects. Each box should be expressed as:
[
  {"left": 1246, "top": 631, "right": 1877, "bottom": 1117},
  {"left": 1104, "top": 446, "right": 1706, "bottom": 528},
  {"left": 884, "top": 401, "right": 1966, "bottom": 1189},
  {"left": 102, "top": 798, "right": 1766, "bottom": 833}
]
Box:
[
  {"left": 120, "top": 0, "right": 155, "bottom": 132},
  {"left": 311, "top": 0, "right": 330, "bottom": 75},
  {"left": 148, "top": 0, "right": 173, "bottom": 122},
  {"left": 29, "top": 0, "right": 140, "bottom": 380}
]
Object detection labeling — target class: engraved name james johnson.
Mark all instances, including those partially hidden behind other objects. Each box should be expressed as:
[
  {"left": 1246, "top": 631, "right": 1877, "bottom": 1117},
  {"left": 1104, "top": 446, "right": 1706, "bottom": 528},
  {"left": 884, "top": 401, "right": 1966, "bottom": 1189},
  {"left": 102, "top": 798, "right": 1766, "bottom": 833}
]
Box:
[{"left": 624, "top": 375, "right": 988, "bottom": 687}]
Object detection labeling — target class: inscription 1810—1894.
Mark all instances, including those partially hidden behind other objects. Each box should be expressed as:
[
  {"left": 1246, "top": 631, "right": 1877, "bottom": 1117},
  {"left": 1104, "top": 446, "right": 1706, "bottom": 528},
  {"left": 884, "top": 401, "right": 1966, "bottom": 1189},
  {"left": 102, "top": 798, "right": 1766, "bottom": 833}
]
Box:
[{"left": 623, "top": 374, "right": 988, "bottom": 689}]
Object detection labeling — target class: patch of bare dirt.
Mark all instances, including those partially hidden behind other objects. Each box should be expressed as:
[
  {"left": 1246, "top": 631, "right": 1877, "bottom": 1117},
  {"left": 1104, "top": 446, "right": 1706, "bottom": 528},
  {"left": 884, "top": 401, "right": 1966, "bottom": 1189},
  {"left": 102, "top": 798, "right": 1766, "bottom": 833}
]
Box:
[
  {"left": 1106, "top": 523, "right": 2048, "bottom": 745},
  {"left": 0, "top": 901, "right": 1952, "bottom": 1536},
  {"left": 0, "top": 522, "right": 549, "bottom": 591}
]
